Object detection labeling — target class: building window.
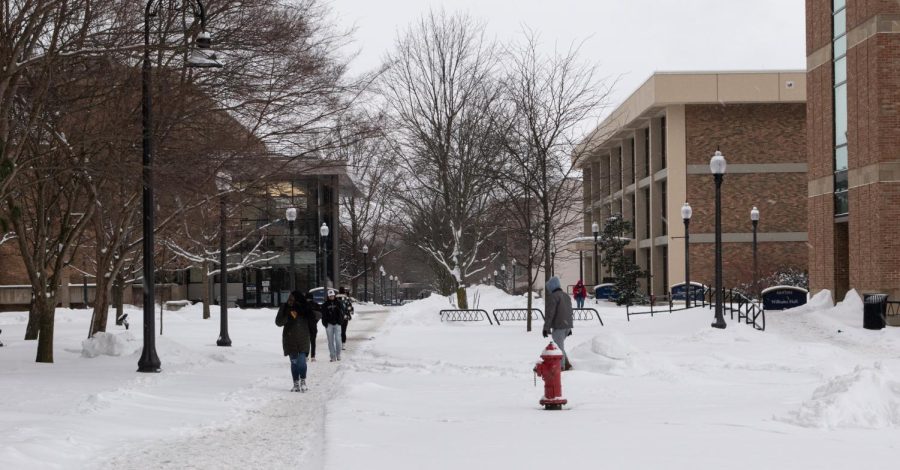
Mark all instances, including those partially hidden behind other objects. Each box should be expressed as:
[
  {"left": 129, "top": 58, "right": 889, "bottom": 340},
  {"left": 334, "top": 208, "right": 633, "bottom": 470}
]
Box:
[
  {"left": 660, "top": 116, "right": 667, "bottom": 170},
  {"left": 643, "top": 188, "right": 651, "bottom": 239},
  {"left": 660, "top": 181, "right": 667, "bottom": 236},
  {"left": 833, "top": 0, "right": 848, "bottom": 216},
  {"left": 643, "top": 127, "right": 650, "bottom": 177}
]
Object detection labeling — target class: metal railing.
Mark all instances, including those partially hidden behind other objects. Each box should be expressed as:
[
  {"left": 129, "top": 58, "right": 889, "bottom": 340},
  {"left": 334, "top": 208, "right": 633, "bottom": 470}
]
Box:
[
  {"left": 439, "top": 309, "right": 493, "bottom": 325},
  {"left": 702, "top": 288, "right": 765, "bottom": 331},
  {"left": 492, "top": 308, "right": 543, "bottom": 324},
  {"left": 572, "top": 308, "right": 604, "bottom": 325}
]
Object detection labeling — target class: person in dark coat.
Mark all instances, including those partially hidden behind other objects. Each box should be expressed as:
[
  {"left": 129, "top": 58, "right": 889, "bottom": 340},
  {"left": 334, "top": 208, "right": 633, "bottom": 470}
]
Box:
[
  {"left": 543, "top": 276, "right": 575, "bottom": 371},
  {"left": 321, "top": 289, "right": 347, "bottom": 361},
  {"left": 337, "top": 287, "right": 354, "bottom": 350},
  {"left": 275, "top": 291, "right": 317, "bottom": 391}
]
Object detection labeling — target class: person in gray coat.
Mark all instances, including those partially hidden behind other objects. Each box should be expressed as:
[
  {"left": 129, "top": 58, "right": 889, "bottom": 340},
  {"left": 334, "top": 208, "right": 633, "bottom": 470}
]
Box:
[{"left": 543, "top": 276, "right": 574, "bottom": 370}]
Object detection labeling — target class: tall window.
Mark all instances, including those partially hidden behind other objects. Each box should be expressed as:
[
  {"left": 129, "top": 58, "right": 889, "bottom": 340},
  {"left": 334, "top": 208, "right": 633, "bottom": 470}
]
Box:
[
  {"left": 833, "top": 0, "right": 848, "bottom": 216},
  {"left": 660, "top": 116, "right": 667, "bottom": 169},
  {"left": 643, "top": 127, "right": 650, "bottom": 177},
  {"left": 660, "top": 181, "right": 667, "bottom": 236}
]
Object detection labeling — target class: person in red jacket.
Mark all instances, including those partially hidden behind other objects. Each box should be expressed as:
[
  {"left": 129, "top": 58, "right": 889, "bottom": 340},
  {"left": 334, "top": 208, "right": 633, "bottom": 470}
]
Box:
[{"left": 573, "top": 279, "right": 587, "bottom": 309}]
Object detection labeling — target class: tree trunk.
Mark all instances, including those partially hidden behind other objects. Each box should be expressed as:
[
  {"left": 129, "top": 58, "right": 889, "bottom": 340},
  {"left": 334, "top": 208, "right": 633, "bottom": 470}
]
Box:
[
  {"left": 113, "top": 274, "right": 125, "bottom": 325},
  {"left": 24, "top": 299, "right": 38, "bottom": 340},
  {"left": 89, "top": 275, "right": 112, "bottom": 336},
  {"left": 202, "top": 262, "right": 211, "bottom": 319},
  {"left": 455, "top": 285, "right": 468, "bottom": 310},
  {"left": 34, "top": 295, "right": 56, "bottom": 363},
  {"left": 526, "top": 258, "right": 534, "bottom": 332}
]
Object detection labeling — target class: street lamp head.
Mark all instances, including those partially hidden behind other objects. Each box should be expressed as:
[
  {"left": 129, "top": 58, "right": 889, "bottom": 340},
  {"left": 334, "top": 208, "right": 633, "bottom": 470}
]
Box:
[
  {"left": 372, "top": 256, "right": 377, "bottom": 263},
  {"left": 379, "top": 265, "right": 385, "bottom": 274},
  {"left": 186, "top": 31, "right": 224, "bottom": 68},
  {"left": 681, "top": 202, "right": 692, "bottom": 221},
  {"left": 285, "top": 207, "right": 297, "bottom": 222},
  {"left": 320, "top": 222, "right": 329, "bottom": 237},
  {"left": 709, "top": 149, "right": 727, "bottom": 175},
  {"left": 361, "top": 244, "right": 369, "bottom": 254},
  {"left": 511, "top": 258, "right": 517, "bottom": 265},
  {"left": 493, "top": 270, "right": 498, "bottom": 276},
  {"left": 591, "top": 221, "right": 599, "bottom": 235},
  {"left": 750, "top": 206, "right": 760, "bottom": 222},
  {"left": 501, "top": 264, "right": 506, "bottom": 272}
]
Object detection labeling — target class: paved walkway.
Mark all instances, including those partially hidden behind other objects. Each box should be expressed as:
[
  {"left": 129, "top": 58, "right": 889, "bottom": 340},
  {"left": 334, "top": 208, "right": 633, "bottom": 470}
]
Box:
[{"left": 100, "top": 309, "right": 388, "bottom": 470}]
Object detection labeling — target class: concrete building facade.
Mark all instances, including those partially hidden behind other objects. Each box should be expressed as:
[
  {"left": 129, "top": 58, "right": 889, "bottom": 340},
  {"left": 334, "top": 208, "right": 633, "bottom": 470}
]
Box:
[
  {"left": 575, "top": 71, "right": 808, "bottom": 297},
  {"left": 806, "top": 0, "right": 900, "bottom": 300}
]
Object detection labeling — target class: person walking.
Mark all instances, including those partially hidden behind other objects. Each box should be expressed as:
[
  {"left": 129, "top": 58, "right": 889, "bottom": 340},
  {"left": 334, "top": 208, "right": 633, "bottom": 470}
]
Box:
[
  {"left": 543, "top": 276, "right": 574, "bottom": 371},
  {"left": 275, "top": 291, "right": 317, "bottom": 392},
  {"left": 573, "top": 279, "right": 587, "bottom": 309},
  {"left": 337, "top": 287, "right": 354, "bottom": 350},
  {"left": 309, "top": 301, "right": 322, "bottom": 362},
  {"left": 321, "top": 289, "right": 347, "bottom": 361}
]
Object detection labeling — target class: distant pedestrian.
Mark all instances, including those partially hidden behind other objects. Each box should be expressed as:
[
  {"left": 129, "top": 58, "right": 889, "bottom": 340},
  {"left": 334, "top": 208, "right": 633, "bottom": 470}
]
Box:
[
  {"left": 275, "top": 291, "right": 317, "bottom": 392},
  {"left": 573, "top": 279, "right": 587, "bottom": 309},
  {"left": 337, "top": 287, "right": 354, "bottom": 350},
  {"left": 321, "top": 289, "right": 347, "bottom": 361},
  {"left": 543, "top": 276, "right": 574, "bottom": 371}
]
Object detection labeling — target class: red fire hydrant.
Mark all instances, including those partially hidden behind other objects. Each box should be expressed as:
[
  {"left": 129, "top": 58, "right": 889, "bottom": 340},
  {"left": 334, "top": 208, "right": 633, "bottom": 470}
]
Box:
[{"left": 533, "top": 342, "right": 567, "bottom": 410}]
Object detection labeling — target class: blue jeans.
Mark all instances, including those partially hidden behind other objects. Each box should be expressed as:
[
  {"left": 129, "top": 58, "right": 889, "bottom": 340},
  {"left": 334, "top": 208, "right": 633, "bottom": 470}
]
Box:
[
  {"left": 326, "top": 324, "right": 342, "bottom": 360},
  {"left": 575, "top": 297, "right": 585, "bottom": 309},
  {"left": 288, "top": 352, "right": 308, "bottom": 381}
]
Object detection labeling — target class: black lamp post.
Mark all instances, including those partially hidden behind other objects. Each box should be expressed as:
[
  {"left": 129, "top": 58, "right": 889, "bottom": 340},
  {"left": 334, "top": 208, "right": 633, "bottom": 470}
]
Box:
[
  {"left": 500, "top": 264, "right": 506, "bottom": 292},
  {"left": 286, "top": 208, "right": 297, "bottom": 291},
  {"left": 362, "top": 245, "right": 369, "bottom": 302},
  {"left": 379, "top": 266, "right": 385, "bottom": 304},
  {"left": 320, "top": 222, "right": 329, "bottom": 288},
  {"left": 592, "top": 221, "right": 600, "bottom": 285},
  {"left": 216, "top": 173, "right": 232, "bottom": 347},
  {"left": 511, "top": 258, "right": 517, "bottom": 295},
  {"left": 710, "top": 149, "right": 727, "bottom": 329},
  {"left": 751, "top": 206, "right": 760, "bottom": 299},
  {"left": 681, "top": 202, "right": 692, "bottom": 308},
  {"left": 372, "top": 255, "right": 377, "bottom": 301},
  {"left": 139, "top": 0, "right": 221, "bottom": 373}
]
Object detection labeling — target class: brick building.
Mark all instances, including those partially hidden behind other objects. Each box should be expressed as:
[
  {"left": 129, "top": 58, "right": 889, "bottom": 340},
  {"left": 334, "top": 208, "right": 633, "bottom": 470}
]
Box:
[
  {"left": 574, "top": 71, "right": 808, "bottom": 297},
  {"left": 806, "top": 0, "right": 900, "bottom": 300}
]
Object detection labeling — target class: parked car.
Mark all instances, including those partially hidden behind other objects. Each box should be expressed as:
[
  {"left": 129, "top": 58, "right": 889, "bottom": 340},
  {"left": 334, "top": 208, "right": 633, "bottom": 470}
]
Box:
[{"left": 308, "top": 287, "right": 326, "bottom": 305}]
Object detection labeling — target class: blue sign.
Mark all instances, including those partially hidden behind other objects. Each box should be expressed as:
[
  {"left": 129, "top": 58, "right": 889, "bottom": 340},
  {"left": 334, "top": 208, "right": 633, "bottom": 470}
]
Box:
[
  {"left": 670, "top": 282, "right": 706, "bottom": 301},
  {"left": 594, "top": 283, "right": 617, "bottom": 301},
  {"left": 761, "top": 286, "right": 808, "bottom": 311}
]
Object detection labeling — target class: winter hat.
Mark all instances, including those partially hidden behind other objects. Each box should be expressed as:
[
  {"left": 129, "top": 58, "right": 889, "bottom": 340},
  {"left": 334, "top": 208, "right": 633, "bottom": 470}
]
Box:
[
  {"left": 327, "top": 289, "right": 336, "bottom": 297},
  {"left": 545, "top": 276, "right": 561, "bottom": 293}
]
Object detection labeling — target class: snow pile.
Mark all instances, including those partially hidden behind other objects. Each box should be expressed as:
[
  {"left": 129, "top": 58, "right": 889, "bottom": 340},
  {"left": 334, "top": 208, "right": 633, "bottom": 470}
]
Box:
[
  {"left": 783, "top": 289, "right": 833, "bottom": 314},
  {"left": 80, "top": 332, "right": 138, "bottom": 358},
  {"left": 780, "top": 362, "right": 900, "bottom": 429},
  {"left": 570, "top": 330, "right": 648, "bottom": 375}
]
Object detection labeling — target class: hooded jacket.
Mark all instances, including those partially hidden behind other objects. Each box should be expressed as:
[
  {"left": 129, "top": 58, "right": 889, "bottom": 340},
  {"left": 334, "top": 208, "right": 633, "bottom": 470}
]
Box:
[
  {"left": 275, "top": 297, "right": 317, "bottom": 356},
  {"left": 543, "top": 276, "right": 574, "bottom": 332}
]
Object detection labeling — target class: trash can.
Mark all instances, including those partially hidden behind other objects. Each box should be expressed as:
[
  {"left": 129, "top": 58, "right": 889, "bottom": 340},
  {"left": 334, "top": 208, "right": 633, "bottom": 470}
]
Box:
[{"left": 863, "top": 293, "right": 889, "bottom": 330}]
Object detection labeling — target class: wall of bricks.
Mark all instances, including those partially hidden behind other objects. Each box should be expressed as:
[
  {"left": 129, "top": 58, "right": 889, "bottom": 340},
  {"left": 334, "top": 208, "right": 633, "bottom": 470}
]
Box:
[
  {"left": 687, "top": 172, "right": 807, "bottom": 235},
  {"left": 684, "top": 103, "right": 807, "bottom": 166},
  {"left": 807, "top": 0, "right": 900, "bottom": 299},
  {"left": 688, "top": 241, "right": 808, "bottom": 292}
]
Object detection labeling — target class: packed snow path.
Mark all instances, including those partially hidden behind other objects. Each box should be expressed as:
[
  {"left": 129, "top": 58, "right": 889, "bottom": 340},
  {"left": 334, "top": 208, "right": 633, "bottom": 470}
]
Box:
[{"left": 100, "top": 308, "right": 387, "bottom": 469}]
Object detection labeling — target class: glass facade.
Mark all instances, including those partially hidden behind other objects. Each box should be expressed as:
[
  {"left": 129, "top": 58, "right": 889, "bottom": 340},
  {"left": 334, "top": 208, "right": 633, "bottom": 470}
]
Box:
[
  {"left": 833, "top": 0, "right": 849, "bottom": 215},
  {"left": 234, "top": 176, "right": 338, "bottom": 306}
]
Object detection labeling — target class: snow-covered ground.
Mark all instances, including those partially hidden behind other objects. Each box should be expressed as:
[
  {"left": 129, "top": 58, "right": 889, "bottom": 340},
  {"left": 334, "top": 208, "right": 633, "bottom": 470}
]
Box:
[{"left": 2, "top": 286, "right": 900, "bottom": 469}]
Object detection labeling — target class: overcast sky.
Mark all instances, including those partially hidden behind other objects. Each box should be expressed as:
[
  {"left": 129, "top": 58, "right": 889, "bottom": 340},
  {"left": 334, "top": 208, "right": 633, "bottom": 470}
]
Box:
[{"left": 328, "top": 0, "right": 806, "bottom": 110}]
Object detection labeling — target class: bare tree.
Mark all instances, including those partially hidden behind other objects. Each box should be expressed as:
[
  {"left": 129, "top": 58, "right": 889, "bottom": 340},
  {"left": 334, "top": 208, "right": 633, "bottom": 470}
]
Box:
[
  {"left": 501, "top": 30, "right": 610, "bottom": 288},
  {"left": 382, "top": 10, "right": 505, "bottom": 309}
]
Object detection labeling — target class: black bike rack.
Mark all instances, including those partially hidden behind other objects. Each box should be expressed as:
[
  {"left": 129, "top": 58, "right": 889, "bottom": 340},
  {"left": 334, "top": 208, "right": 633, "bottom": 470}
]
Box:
[
  {"left": 440, "top": 309, "right": 493, "bottom": 325},
  {"left": 572, "top": 308, "right": 604, "bottom": 325},
  {"left": 491, "top": 308, "right": 543, "bottom": 324}
]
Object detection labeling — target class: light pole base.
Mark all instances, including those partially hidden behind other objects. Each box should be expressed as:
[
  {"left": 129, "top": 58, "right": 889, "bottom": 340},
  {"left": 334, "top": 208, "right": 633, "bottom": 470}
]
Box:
[
  {"left": 710, "top": 319, "right": 727, "bottom": 329},
  {"left": 216, "top": 336, "right": 232, "bottom": 347}
]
